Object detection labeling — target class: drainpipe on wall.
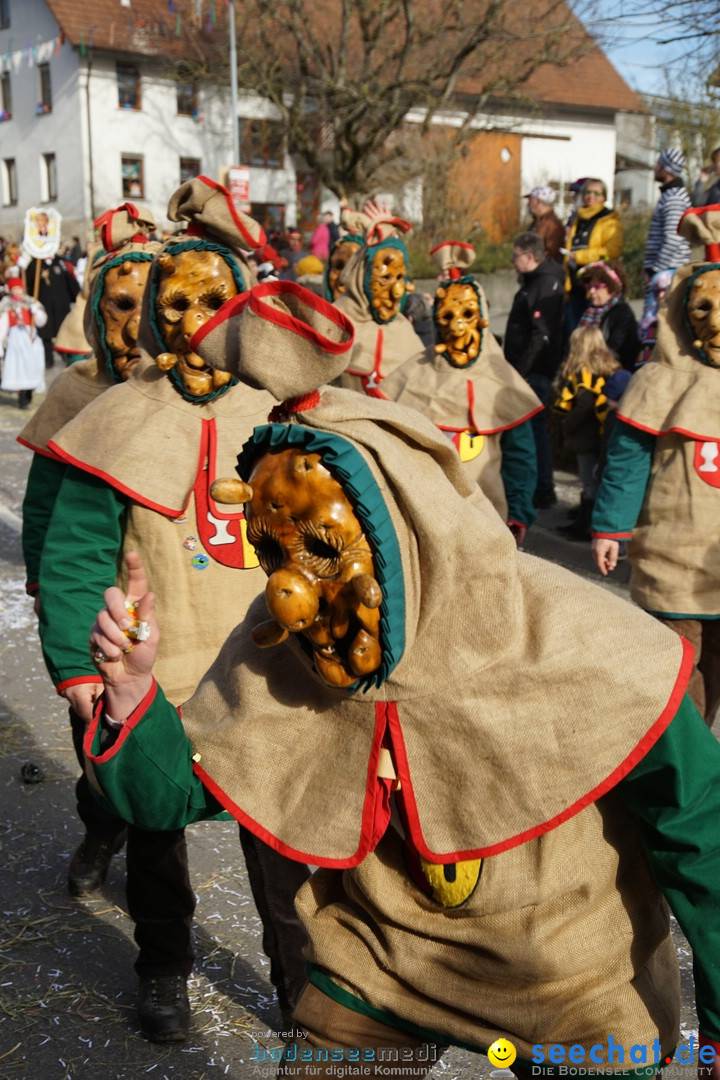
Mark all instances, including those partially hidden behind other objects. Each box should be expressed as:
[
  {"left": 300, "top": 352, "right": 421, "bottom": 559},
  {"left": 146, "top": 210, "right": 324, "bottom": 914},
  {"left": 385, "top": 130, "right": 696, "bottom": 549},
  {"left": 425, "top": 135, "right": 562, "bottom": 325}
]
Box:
[{"left": 85, "top": 54, "right": 96, "bottom": 221}]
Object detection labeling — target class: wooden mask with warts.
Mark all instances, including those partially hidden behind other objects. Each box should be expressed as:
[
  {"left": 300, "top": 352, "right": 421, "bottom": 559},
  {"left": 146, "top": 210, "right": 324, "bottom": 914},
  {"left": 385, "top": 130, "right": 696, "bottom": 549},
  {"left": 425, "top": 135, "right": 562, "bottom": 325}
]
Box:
[
  {"left": 211, "top": 449, "right": 383, "bottom": 688},
  {"left": 99, "top": 259, "right": 152, "bottom": 380},
  {"left": 686, "top": 268, "right": 720, "bottom": 367},
  {"left": 154, "top": 248, "right": 237, "bottom": 396},
  {"left": 327, "top": 238, "right": 362, "bottom": 300},
  {"left": 434, "top": 281, "right": 487, "bottom": 367},
  {"left": 367, "top": 245, "right": 411, "bottom": 323}
]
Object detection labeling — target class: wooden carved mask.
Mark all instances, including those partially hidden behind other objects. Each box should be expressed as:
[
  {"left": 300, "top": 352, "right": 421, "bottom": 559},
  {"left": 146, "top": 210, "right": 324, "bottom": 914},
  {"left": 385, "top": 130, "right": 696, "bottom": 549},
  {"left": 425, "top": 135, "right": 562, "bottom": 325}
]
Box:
[
  {"left": 224, "top": 448, "right": 383, "bottom": 688},
  {"left": 367, "top": 245, "right": 411, "bottom": 323},
  {"left": 434, "top": 282, "right": 487, "bottom": 367},
  {"left": 327, "top": 238, "right": 362, "bottom": 300},
  {"left": 687, "top": 268, "right": 720, "bottom": 367},
  {"left": 155, "top": 248, "right": 237, "bottom": 396},
  {"left": 99, "top": 260, "right": 152, "bottom": 380}
]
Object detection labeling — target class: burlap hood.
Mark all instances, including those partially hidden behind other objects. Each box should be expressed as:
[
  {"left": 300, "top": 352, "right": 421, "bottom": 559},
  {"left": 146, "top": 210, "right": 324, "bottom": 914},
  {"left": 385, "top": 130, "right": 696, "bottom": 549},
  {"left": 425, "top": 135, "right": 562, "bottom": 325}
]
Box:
[
  {"left": 17, "top": 357, "right": 111, "bottom": 457},
  {"left": 619, "top": 208, "right": 720, "bottom": 436},
  {"left": 179, "top": 283, "right": 690, "bottom": 868},
  {"left": 136, "top": 177, "right": 260, "bottom": 368}
]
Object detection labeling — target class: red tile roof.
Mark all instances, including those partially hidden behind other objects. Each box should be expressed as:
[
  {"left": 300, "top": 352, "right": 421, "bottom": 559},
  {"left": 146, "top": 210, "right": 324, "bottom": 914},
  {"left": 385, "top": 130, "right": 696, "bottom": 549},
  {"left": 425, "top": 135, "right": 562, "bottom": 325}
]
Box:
[{"left": 44, "top": 0, "right": 644, "bottom": 113}]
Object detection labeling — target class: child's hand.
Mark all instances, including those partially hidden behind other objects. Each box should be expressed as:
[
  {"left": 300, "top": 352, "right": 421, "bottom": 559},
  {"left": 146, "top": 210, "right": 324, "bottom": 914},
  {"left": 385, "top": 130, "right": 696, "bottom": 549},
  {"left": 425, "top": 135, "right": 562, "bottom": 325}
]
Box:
[{"left": 592, "top": 538, "right": 619, "bottom": 576}]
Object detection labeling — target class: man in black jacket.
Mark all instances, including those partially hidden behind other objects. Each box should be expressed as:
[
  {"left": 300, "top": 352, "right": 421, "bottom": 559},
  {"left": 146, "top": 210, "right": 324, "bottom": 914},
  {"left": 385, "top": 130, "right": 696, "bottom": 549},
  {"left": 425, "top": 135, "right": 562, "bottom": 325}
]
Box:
[{"left": 504, "top": 232, "right": 565, "bottom": 507}]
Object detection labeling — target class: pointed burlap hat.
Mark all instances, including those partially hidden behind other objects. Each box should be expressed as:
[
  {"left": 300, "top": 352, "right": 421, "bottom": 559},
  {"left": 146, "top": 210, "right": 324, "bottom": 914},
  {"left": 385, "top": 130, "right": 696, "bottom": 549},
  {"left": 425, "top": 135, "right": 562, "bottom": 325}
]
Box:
[{"left": 137, "top": 177, "right": 265, "bottom": 361}]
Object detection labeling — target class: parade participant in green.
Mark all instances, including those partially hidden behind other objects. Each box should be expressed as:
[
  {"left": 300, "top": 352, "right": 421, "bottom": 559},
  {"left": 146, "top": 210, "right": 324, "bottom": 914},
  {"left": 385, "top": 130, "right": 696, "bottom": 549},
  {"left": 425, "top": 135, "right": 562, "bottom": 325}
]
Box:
[
  {"left": 35, "top": 180, "right": 310, "bottom": 1043},
  {"left": 81, "top": 279, "right": 720, "bottom": 1079},
  {"left": 377, "top": 241, "right": 541, "bottom": 543},
  {"left": 592, "top": 206, "right": 720, "bottom": 726}
]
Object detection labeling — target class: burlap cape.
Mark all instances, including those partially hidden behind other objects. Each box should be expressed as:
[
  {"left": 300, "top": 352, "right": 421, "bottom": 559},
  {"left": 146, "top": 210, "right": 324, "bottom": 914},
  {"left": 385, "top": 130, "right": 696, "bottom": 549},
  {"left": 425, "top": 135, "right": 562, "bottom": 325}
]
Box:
[
  {"left": 615, "top": 262, "right": 720, "bottom": 613},
  {"left": 180, "top": 387, "right": 689, "bottom": 867},
  {"left": 376, "top": 339, "right": 542, "bottom": 518},
  {"left": 17, "top": 357, "right": 111, "bottom": 458},
  {"left": 47, "top": 355, "right": 275, "bottom": 515},
  {"left": 333, "top": 243, "right": 423, "bottom": 393}
]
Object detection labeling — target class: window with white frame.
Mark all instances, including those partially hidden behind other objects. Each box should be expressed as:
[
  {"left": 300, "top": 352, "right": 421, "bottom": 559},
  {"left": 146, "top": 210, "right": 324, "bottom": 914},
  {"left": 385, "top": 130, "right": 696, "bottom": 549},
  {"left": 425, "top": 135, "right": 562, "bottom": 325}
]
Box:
[
  {"left": 121, "top": 155, "right": 144, "bottom": 198},
  {"left": 38, "top": 63, "right": 52, "bottom": 114},
  {"left": 42, "top": 153, "right": 57, "bottom": 201},
  {"left": 3, "top": 157, "right": 17, "bottom": 205}
]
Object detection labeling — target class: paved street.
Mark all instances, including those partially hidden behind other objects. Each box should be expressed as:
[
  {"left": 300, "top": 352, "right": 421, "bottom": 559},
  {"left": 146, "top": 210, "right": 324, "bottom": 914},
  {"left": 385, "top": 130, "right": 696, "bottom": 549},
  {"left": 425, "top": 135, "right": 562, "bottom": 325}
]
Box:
[{"left": 0, "top": 370, "right": 703, "bottom": 1080}]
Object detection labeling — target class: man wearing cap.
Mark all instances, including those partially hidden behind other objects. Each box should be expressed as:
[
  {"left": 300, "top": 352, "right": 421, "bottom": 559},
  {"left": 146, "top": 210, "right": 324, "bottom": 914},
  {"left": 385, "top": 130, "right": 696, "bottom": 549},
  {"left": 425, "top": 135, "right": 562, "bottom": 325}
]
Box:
[
  {"left": 526, "top": 186, "right": 564, "bottom": 263},
  {"left": 643, "top": 148, "right": 692, "bottom": 318}
]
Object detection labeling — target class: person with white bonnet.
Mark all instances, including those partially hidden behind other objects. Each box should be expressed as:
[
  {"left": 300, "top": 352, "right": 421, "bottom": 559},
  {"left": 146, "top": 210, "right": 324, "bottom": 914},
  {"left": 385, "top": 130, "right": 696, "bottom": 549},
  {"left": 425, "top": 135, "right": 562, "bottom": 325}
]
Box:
[{"left": 525, "top": 184, "right": 564, "bottom": 263}]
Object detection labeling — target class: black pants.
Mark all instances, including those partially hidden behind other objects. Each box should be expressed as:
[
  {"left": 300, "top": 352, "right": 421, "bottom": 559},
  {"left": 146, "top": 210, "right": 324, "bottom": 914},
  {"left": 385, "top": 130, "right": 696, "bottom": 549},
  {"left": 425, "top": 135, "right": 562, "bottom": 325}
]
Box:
[{"left": 71, "top": 708, "right": 310, "bottom": 999}]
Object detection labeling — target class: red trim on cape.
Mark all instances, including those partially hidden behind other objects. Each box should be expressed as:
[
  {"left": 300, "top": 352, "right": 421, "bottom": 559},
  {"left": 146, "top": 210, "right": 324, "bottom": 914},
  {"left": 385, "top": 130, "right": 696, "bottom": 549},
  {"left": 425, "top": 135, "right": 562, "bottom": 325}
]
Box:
[
  {"left": 191, "top": 701, "right": 392, "bottom": 869},
  {"left": 345, "top": 327, "right": 385, "bottom": 395},
  {"left": 617, "top": 413, "right": 720, "bottom": 441},
  {"left": 385, "top": 637, "right": 693, "bottom": 863},
  {"left": 56, "top": 674, "right": 103, "bottom": 695},
  {"left": 591, "top": 530, "right": 633, "bottom": 540},
  {"left": 16, "top": 434, "right": 64, "bottom": 461},
  {"left": 84, "top": 679, "right": 158, "bottom": 763},
  {"left": 46, "top": 440, "right": 189, "bottom": 517}
]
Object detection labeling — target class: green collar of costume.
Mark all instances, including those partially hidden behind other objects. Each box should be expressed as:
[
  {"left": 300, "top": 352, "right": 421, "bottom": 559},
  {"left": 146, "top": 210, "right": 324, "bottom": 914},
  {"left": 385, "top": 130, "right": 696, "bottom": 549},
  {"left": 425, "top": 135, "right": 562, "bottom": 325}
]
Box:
[
  {"left": 683, "top": 263, "right": 720, "bottom": 368},
  {"left": 91, "top": 249, "right": 156, "bottom": 384},
  {"left": 236, "top": 422, "right": 406, "bottom": 693},
  {"left": 147, "top": 237, "right": 244, "bottom": 403},
  {"left": 432, "top": 275, "right": 486, "bottom": 369},
  {"left": 363, "top": 237, "right": 410, "bottom": 325}
]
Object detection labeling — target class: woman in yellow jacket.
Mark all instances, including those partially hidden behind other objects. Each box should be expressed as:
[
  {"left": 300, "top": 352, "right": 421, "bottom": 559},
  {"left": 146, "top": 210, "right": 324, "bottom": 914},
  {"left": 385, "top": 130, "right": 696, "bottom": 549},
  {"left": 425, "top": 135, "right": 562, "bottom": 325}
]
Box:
[{"left": 564, "top": 178, "right": 623, "bottom": 331}]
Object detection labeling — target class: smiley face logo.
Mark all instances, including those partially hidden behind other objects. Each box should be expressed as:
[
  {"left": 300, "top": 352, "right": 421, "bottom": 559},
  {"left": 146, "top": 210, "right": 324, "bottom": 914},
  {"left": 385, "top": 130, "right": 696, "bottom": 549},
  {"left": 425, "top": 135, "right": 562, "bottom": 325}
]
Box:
[{"left": 488, "top": 1039, "right": 517, "bottom": 1069}]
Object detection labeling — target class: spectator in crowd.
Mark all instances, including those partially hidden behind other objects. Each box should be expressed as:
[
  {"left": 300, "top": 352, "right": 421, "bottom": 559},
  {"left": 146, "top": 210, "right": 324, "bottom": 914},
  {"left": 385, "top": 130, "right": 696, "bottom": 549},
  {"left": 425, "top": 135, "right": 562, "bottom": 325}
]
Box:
[
  {"left": 308, "top": 213, "right": 331, "bottom": 263},
  {"left": 643, "top": 148, "right": 691, "bottom": 319},
  {"left": 577, "top": 260, "right": 640, "bottom": 370},
  {"left": 526, "top": 185, "right": 564, "bottom": 262},
  {"left": 25, "top": 253, "right": 80, "bottom": 369},
  {"left": 692, "top": 145, "right": 720, "bottom": 207},
  {"left": 564, "top": 178, "right": 623, "bottom": 334},
  {"left": 504, "top": 231, "right": 565, "bottom": 508},
  {"left": 280, "top": 228, "right": 308, "bottom": 281}
]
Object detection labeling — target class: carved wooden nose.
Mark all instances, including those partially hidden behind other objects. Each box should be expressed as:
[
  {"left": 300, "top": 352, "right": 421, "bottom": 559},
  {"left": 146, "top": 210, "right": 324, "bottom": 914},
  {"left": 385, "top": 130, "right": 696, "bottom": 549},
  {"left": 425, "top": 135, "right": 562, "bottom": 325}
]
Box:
[{"left": 266, "top": 567, "right": 319, "bottom": 631}]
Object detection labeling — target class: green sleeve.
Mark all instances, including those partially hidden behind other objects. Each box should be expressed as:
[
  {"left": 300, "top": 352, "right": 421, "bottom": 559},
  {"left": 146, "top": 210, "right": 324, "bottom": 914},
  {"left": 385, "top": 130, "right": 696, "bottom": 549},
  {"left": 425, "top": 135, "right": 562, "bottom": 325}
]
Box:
[
  {"left": 500, "top": 421, "right": 537, "bottom": 528},
  {"left": 21, "top": 454, "right": 67, "bottom": 595},
  {"left": 38, "top": 466, "right": 126, "bottom": 688},
  {"left": 86, "top": 681, "right": 226, "bottom": 828},
  {"left": 592, "top": 419, "right": 654, "bottom": 537},
  {"left": 617, "top": 694, "right": 720, "bottom": 1041}
]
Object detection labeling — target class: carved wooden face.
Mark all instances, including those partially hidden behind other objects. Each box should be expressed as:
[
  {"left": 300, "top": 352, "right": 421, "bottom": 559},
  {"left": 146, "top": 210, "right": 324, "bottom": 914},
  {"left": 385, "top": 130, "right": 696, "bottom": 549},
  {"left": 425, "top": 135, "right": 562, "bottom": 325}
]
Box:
[
  {"left": 154, "top": 249, "right": 237, "bottom": 396},
  {"left": 368, "top": 246, "right": 407, "bottom": 322},
  {"left": 327, "top": 239, "right": 362, "bottom": 300},
  {"left": 246, "top": 448, "right": 382, "bottom": 688},
  {"left": 687, "top": 269, "right": 720, "bottom": 366},
  {"left": 99, "top": 260, "right": 151, "bottom": 380},
  {"left": 434, "top": 282, "right": 482, "bottom": 366}
]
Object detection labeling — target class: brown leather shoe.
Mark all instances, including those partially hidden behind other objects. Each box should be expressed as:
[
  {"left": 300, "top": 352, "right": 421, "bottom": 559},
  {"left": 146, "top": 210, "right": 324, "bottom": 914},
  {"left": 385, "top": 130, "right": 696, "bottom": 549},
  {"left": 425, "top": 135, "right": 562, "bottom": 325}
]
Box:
[
  {"left": 67, "top": 830, "right": 127, "bottom": 897},
  {"left": 137, "top": 975, "right": 190, "bottom": 1043}
]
